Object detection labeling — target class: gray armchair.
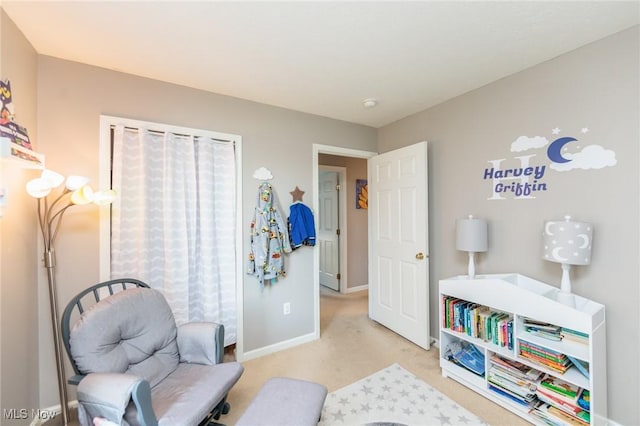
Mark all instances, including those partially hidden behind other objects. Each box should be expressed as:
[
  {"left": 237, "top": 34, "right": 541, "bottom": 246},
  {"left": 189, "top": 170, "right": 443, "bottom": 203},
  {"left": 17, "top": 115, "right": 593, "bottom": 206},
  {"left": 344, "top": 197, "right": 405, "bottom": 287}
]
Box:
[{"left": 61, "top": 278, "right": 244, "bottom": 426}]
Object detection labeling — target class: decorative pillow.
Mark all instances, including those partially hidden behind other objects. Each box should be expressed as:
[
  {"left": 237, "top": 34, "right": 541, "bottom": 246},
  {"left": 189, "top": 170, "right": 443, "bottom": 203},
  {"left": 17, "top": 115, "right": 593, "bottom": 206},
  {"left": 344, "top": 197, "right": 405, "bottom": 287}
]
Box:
[{"left": 70, "top": 287, "right": 180, "bottom": 388}]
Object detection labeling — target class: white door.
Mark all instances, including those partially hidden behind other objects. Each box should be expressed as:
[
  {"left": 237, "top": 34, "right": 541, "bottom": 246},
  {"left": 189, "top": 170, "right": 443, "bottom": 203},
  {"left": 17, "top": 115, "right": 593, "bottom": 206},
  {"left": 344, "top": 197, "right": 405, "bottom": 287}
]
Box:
[
  {"left": 318, "top": 170, "right": 340, "bottom": 291},
  {"left": 368, "top": 141, "right": 430, "bottom": 349}
]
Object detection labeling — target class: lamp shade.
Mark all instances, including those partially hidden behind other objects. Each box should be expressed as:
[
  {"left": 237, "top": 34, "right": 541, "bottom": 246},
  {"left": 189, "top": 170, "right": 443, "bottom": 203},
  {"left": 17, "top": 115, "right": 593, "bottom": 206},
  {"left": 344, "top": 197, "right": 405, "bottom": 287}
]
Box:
[
  {"left": 456, "top": 216, "right": 488, "bottom": 252},
  {"left": 543, "top": 216, "right": 592, "bottom": 266},
  {"left": 92, "top": 189, "right": 116, "bottom": 206},
  {"left": 26, "top": 177, "right": 52, "bottom": 198},
  {"left": 70, "top": 185, "right": 94, "bottom": 205},
  {"left": 41, "top": 169, "right": 65, "bottom": 189},
  {"left": 65, "top": 175, "right": 90, "bottom": 191}
]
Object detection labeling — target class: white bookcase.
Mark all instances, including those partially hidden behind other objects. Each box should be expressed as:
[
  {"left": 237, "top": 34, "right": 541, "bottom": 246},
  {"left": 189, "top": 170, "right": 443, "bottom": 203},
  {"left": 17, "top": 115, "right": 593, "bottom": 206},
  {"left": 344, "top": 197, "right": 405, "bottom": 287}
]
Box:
[{"left": 439, "top": 273, "right": 606, "bottom": 425}]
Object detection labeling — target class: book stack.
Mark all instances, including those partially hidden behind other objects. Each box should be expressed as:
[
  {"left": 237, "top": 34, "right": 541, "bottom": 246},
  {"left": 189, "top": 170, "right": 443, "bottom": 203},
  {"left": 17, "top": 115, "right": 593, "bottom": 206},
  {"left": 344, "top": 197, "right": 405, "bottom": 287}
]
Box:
[
  {"left": 444, "top": 340, "right": 485, "bottom": 377},
  {"left": 518, "top": 341, "right": 571, "bottom": 374},
  {"left": 487, "top": 355, "right": 544, "bottom": 408},
  {"left": 0, "top": 79, "right": 35, "bottom": 162},
  {"left": 523, "top": 318, "right": 562, "bottom": 341},
  {"left": 442, "top": 296, "right": 513, "bottom": 349},
  {"left": 561, "top": 327, "right": 589, "bottom": 345},
  {"left": 531, "top": 376, "right": 590, "bottom": 426}
]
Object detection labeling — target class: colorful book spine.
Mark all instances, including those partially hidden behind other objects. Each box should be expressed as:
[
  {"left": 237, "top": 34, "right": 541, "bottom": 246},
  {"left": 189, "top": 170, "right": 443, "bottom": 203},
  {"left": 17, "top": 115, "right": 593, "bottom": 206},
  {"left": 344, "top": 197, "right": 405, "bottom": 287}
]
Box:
[{"left": 441, "top": 296, "right": 513, "bottom": 348}]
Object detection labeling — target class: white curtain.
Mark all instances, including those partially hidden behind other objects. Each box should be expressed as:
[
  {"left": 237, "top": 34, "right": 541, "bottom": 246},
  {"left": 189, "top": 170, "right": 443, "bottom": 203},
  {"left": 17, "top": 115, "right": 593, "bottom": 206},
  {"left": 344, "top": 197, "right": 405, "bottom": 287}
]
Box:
[{"left": 110, "top": 125, "right": 237, "bottom": 345}]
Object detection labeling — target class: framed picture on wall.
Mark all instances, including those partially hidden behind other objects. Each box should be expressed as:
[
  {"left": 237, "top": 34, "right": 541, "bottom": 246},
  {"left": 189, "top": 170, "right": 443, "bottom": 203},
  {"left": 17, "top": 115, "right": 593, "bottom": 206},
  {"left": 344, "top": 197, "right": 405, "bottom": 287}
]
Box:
[{"left": 356, "top": 179, "right": 368, "bottom": 209}]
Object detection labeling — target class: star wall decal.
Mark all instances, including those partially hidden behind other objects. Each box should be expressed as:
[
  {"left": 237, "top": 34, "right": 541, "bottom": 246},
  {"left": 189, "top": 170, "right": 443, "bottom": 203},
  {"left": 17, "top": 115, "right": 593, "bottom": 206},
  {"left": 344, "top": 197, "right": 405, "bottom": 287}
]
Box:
[{"left": 290, "top": 186, "right": 305, "bottom": 202}]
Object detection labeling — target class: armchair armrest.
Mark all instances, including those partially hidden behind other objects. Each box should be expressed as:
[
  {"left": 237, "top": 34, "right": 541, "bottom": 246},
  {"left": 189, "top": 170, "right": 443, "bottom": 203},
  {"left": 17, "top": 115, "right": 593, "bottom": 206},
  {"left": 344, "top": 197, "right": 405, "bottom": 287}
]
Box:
[
  {"left": 77, "top": 373, "right": 158, "bottom": 426},
  {"left": 177, "top": 322, "right": 225, "bottom": 365}
]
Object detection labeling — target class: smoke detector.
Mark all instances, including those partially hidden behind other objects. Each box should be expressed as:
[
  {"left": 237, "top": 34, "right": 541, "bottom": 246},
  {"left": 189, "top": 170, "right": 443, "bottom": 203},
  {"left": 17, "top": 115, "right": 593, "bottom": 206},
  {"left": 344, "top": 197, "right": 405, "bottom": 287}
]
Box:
[{"left": 363, "top": 98, "right": 378, "bottom": 108}]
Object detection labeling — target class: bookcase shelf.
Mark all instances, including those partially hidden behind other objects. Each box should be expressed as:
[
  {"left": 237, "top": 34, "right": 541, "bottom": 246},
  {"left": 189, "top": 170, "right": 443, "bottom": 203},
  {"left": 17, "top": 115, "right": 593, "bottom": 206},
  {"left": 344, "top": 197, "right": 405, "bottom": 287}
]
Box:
[
  {"left": 0, "top": 136, "right": 44, "bottom": 169},
  {"left": 439, "top": 273, "right": 607, "bottom": 425}
]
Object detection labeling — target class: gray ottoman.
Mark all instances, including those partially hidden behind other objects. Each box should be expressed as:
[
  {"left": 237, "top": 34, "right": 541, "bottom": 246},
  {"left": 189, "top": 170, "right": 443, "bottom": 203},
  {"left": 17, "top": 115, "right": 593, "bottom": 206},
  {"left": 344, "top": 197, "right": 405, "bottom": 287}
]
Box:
[{"left": 236, "top": 377, "right": 328, "bottom": 426}]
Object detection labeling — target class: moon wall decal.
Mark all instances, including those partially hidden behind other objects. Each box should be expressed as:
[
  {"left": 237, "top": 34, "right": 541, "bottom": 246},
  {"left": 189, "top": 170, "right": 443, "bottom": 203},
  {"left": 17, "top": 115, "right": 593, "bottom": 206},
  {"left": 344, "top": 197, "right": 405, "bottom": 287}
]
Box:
[{"left": 547, "top": 136, "right": 577, "bottom": 164}]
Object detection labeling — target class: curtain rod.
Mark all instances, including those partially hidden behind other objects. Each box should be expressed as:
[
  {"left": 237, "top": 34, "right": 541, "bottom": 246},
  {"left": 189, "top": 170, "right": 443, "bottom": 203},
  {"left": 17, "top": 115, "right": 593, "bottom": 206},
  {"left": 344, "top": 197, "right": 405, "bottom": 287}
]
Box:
[{"left": 110, "top": 124, "right": 234, "bottom": 145}]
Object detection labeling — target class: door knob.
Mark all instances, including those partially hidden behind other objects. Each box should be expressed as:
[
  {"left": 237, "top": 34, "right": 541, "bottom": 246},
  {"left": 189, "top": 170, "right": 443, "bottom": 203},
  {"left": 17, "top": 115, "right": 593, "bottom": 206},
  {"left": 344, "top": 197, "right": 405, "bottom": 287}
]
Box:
[{"left": 416, "top": 252, "right": 425, "bottom": 260}]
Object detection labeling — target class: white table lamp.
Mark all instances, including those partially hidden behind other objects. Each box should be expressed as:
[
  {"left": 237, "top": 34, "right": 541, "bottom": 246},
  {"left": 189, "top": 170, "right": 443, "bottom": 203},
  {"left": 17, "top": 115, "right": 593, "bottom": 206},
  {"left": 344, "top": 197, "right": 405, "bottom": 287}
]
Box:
[
  {"left": 456, "top": 215, "right": 488, "bottom": 279},
  {"left": 542, "top": 215, "right": 592, "bottom": 307}
]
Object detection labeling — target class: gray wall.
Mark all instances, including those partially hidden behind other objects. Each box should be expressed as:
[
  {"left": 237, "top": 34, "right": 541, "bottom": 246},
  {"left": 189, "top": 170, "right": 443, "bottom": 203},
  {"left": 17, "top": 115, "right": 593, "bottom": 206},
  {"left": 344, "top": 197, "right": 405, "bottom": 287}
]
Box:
[
  {"left": 0, "top": 10, "right": 40, "bottom": 424},
  {"left": 378, "top": 26, "right": 639, "bottom": 426},
  {"left": 34, "top": 55, "right": 376, "bottom": 404},
  {"left": 318, "top": 154, "right": 369, "bottom": 289}
]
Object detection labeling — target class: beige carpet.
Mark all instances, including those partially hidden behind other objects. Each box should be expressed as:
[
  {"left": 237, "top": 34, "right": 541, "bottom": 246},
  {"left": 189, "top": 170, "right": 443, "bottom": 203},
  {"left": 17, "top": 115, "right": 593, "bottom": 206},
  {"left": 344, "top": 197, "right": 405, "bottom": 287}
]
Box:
[{"left": 223, "top": 288, "right": 529, "bottom": 426}]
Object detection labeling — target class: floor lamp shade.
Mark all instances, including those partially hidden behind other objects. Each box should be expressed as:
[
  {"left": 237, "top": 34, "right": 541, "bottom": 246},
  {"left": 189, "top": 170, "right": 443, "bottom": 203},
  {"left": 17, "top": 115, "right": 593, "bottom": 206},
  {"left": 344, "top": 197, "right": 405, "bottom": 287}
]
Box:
[{"left": 456, "top": 216, "right": 488, "bottom": 279}]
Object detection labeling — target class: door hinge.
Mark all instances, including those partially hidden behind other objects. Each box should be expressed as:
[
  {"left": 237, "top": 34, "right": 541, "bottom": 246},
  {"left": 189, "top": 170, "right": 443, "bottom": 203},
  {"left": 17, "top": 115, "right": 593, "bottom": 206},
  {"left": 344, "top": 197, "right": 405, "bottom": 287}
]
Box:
[
  {"left": 336, "top": 228, "right": 341, "bottom": 236},
  {"left": 337, "top": 273, "right": 341, "bottom": 280},
  {"left": 336, "top": 184, "right": 341, "bottom": 191}
]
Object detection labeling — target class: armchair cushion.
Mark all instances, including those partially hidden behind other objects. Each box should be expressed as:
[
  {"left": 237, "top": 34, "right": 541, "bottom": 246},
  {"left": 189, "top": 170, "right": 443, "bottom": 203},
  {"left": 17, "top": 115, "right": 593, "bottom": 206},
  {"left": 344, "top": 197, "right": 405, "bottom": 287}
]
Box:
[
  {"left": 76, "top": 373, "right": 146, "bottom": 425},
  {"left": 177, "top": 322, "right": 223, "bottom": 365},
  {"left": 70, "top": 288, "right": 179, "bottom": 388},
  {"left": 124, "top": 362, "right": 244, "bottom": 425}
]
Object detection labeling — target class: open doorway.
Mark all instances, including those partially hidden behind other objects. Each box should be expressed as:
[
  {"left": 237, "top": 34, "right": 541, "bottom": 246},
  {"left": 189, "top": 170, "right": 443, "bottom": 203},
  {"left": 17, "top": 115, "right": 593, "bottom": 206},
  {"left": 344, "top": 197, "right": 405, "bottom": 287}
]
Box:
[
  {"left": 318, "top": 165, "right": 346, "bottom": 292},
  {"left": 312, "top": 144, "right": 377, "bottom": 339}
]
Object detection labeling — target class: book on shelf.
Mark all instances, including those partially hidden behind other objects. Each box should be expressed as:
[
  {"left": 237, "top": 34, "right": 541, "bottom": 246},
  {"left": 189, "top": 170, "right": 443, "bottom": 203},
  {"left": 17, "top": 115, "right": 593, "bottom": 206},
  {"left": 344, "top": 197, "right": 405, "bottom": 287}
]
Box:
[
  {"left": 444, "top": 340, "right": 485, "bottom": 376},
  {"left": 561, "top": 327, "right": 589, "bottom": 345},
  {"left": 528, "top": 328, "right": 563, "bottom": 341},
  {"left": 537, "top": 387, "right": 590, "bottom": 421},
  {"left": 567, "top": 355, "right": 590, "bottom": 380},
  {"left": 519, "top": 341, "right": 570, "bottom": 374},
  {"left": 539, "top": 376, "right": 580, "bottom": 400},
  {"left": 0, "top": 119, "right": 31, "bottom": 150},
  {"left": 442, "top": 296, "right": 513, "bottom": 347},
  {"left": 489, "top": 384, "right": 537, "bottom": 408},
  {"left": 524, "top": 318, "right": 561, "bottom": 332},
  {"left": 490, "top": 354, "right": 545, "bottom": 382},
  {"left": 487, "top": 354, "right": 543, "bottom": 410},
  {"left": 577, "top": 389, "right": 590, "bottom": 412},
  {"left": 534, "top": 376, "right": 591, "bottom": 426},
  {"left": 488, "top": 370, "right": 537, "bottom": 405},
  {"left": 531, "top": 401, "right": 589, "bottom": 426}
]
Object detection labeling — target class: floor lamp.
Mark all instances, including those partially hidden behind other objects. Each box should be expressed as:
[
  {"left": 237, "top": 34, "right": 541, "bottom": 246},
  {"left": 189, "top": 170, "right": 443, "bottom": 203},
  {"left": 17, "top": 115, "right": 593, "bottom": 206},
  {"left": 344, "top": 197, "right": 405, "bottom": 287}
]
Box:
[{"left": 26, "top": 169, "right": 114, "bottom": 425}]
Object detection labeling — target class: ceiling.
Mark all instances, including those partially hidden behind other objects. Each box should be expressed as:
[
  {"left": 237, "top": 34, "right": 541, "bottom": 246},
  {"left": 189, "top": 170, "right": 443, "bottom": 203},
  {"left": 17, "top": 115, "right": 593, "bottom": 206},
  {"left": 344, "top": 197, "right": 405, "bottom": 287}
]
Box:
[{"left": 3, "top": 1, "right": 639, "bottom": 128}]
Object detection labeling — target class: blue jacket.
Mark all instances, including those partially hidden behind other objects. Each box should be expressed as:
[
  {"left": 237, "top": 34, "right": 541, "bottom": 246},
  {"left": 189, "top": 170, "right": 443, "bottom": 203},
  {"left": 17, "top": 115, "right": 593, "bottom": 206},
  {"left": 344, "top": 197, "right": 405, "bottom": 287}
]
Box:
[{"left": 288, "top": 202, "right": 316, "bottom": 249}]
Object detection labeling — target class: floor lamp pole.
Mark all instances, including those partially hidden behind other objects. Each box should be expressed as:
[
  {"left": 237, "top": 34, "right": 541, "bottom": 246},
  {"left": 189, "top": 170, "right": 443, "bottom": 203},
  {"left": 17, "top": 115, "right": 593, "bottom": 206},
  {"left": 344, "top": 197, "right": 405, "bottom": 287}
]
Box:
[
  {"left": 28, "top": 170, "right": 115, "bottom": 426},
  {"left": 44, "top": 248, "right": 70, "bottom": 425}
]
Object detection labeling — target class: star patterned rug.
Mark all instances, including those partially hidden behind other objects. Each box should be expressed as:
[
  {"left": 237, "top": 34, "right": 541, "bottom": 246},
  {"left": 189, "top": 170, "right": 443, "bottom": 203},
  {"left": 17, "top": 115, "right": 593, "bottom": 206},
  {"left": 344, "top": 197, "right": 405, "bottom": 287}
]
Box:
[{"left": 318, "top": 363, "right": 487, "bottom": 426}]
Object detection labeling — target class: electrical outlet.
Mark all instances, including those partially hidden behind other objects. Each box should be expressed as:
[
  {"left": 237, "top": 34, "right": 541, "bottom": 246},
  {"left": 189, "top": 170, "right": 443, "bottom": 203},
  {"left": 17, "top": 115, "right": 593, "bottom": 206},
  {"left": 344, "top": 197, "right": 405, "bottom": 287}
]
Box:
[{"left": 283, "top": 302, "right": 291, "bottom": 315}]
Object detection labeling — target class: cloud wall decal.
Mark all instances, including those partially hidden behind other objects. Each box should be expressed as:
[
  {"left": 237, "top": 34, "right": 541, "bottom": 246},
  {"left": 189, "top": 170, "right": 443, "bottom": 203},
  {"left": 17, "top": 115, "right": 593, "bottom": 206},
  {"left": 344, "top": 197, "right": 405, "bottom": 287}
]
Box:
[
  {"left": 511, "top": 136, "right": 549, "bottom": 152},
  {"left": 550, "top": 145, "right": 617, "bottom": 172}
]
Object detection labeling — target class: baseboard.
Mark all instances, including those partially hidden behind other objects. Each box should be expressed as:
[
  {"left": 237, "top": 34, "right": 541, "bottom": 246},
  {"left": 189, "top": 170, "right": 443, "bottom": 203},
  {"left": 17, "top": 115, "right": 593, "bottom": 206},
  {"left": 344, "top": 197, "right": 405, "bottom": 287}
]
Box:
[
  {"left": 238, "top": 331, "right": 318, "bottom": 362},
  {"left": 345, "top": 284, "right": 368, "bottom": 293},
  {"left": 598, "top": 416, "right": 622, "bottom": 426},
  {"left": 430, "top": 336, "right": 440, "bottom": 348}
]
